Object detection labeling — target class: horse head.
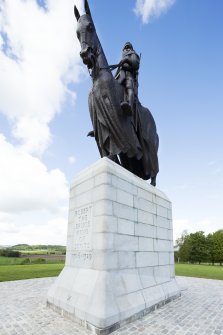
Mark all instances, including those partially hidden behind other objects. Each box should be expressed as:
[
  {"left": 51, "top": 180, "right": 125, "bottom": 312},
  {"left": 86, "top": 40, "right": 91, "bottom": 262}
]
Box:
[{"left": 74, "top": 0, "right": 97, "bottom": 70}]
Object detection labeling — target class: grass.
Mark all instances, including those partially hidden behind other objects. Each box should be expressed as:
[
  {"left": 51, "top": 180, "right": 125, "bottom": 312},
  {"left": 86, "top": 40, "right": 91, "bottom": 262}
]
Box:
[
  {"left": 0, "top": 264, "right": 64, "bottom": 282},
  {"left": 0, "top": 256, "right": 23, "bottom": 265},
  {"left": 175, "top": 263, "right": 223, "bottom": 280},
  {"left": 1, "top": 260, "right": 222, "bottom": 282}
]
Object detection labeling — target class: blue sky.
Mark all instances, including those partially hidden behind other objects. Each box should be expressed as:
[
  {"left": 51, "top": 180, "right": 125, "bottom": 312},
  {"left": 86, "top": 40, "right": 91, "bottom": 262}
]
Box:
[{"left": 0, "top": 0, "right": 223, "bottom": 245}]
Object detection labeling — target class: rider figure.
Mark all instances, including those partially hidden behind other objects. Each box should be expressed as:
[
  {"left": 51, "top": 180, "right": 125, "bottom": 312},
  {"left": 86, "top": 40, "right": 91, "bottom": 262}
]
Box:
[{"left": 115, "top": 42, "right": 140, "bottom": 115}]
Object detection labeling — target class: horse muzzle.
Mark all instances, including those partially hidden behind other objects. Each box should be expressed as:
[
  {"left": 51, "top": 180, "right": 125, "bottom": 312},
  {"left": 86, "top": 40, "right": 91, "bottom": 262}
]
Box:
[{"left": 80, "top": 47, "right": 95, "bottom": 69}]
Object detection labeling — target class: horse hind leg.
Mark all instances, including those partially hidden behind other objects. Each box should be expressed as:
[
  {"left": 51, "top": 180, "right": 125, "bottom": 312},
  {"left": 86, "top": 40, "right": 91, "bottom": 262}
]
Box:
[
  {"left": 150, "top": 176, "right": 156, "bottom": 187},
  {"left": 107, "top": 154, "right": 120, "bottom": 165}
]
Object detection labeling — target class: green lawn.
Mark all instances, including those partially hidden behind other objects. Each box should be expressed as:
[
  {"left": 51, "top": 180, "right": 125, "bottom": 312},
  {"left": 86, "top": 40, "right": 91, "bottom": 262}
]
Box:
[
  {"left": 0, "top": 264, "right": 64, "bottom": 282},
  {"left": 1, "top": 262, "right": 222, "bottom": 282},
  {"left": 0, "top": 256, "right": 23, "bottom": 265},
  {"left": 175, "top": 263, "right": 223, "bottom": 280}
]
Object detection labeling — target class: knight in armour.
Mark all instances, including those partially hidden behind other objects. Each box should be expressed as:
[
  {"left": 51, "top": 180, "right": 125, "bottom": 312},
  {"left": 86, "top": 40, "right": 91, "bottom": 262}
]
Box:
[{"left": 115, "top": 42, "right": 140, "bottom": 116}]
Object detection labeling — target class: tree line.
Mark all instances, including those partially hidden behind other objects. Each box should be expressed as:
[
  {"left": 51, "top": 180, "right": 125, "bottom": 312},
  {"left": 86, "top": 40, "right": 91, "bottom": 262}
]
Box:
[{"left": 175, "top": 230, "right": 223, "bottom": 265}]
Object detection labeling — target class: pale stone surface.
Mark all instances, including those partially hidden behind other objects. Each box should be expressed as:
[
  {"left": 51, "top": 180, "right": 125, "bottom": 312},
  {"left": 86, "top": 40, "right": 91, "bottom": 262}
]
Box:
[
  {"left": 47, "top": 158, "right": 180, "bottom": 333},
  {"left": 1, "top": 276, "right": 223, "bottom": 335}
]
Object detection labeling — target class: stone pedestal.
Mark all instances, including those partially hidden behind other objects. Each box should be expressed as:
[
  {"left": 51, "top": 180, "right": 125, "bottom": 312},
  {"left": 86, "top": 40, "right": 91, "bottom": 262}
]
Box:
[{"left": 47, "top": 158, "right": 180, "bottom": 334}]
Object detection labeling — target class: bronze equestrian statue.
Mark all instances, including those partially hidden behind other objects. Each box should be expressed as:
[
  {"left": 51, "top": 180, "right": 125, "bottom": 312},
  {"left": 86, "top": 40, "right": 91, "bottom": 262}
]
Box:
[{"left": 74, "top": 0, "right": 159, "bottom": 186}]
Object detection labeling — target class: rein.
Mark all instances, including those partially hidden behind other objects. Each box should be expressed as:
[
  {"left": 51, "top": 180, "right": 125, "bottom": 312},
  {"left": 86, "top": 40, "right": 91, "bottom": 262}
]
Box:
[{"left": 99, "top": 63, "right": 120, "bottom": 71}]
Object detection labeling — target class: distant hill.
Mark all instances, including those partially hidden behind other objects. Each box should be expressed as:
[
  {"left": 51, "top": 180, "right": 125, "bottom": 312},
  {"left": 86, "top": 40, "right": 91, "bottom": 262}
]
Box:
[
  {"left": 7, "top": 244, "right": 66, "bottom": 253},
  {"left": 10, "top": 244, "right": 65, "bottom": 249}
]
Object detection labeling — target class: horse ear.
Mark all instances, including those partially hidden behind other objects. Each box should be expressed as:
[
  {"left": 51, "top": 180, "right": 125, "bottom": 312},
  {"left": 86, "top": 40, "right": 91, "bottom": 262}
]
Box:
[
  {"left": 84, "top": 0, "right": 92, "bottom": 17},
  {"left": 74, "top": 5, "right": 80, "bottom": 21}
]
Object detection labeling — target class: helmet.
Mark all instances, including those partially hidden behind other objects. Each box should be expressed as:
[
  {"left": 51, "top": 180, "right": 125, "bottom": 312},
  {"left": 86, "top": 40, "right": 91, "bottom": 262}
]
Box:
[{"left": 123, "top": 42, "right": 133, "bottom": 51}]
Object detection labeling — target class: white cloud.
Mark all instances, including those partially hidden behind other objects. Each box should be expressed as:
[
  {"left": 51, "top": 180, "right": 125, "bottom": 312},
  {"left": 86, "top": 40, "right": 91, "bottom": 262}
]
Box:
[
  {"left": 0, "top": 216, "right": 67, "bottom": 245},
  {"left": 134, "top": 0, "right": 176, "bottom": 24},
  {"left": 0, "top": 0, "right": 83, "bottom": 154},
  {"left": 0, "top": 213, "right": 19, "bottom": 233},
  {"left": 0, "top": 134, "right": 68, "bottom": 213},
  {"left": 0, "top": 0, "right": 84, "bottom": 245}
]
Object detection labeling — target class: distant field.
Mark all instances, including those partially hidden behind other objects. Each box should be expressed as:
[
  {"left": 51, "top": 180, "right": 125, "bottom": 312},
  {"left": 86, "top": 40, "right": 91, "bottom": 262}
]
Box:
[
  {"left": 20, "top": 249, "right": 65, "bottom": 255},
  {"left": 0, "top": 256, "right": 65, "bottom": 266},
  {"left": 175, "top": 263, "right": 223, "bottom": 280},
  {"left": 0, "top": 264, "right": 64, "bottom": 282}
]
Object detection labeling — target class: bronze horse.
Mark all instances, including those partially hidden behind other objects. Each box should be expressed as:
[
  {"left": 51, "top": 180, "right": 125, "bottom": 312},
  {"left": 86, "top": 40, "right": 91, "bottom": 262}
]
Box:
[{"left": 74, "top": 0, "right": 159, "bottom": 186}]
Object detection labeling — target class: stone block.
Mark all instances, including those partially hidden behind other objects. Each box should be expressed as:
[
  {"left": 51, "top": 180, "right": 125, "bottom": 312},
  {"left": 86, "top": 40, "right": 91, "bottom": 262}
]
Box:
[
  {"left": 113, "top": 202, "right": 137, "bottom": 221},
  {"left": 117, "top": 189, "right": 134, "bottom": 207},
  {"left": 154, "top": 265, "right": 171, "bottom": 284},
  {"left": 93, "top": 233, "right": 114, "bottom": 250},
  {"left": 136, "top": 252, "right": 158, "bottom": 267},
  {"left": 134, "top": 197, "right": 156, "bottom": 214},
  {"left": 157, "top": 205, "right": 168, "bottom": 218},
  {"left": 143, "top": 285, "right": 165, "bottom": 308},
  {"left": 114, "top": 234, "right": 138, "bottom": 251},
  {"left": 93, "top": 216, "right": 118, "bottom": 233},
  {"left": 111, "top": 269, "right": 143, "bottom": 296},
  {"left": 116, "top": 291, "right": 146, "bottom": 321},
  {"left": 138, "top": 210, "right": 154, "bottom": 225},
  {"left": 93, "top": 184, "right": 117, "bottom": 202},
  {"left": 138, "top": 237, "right": 154, "bottom": 251},
  {"left": 158, "top": 252, "right": 170, "bottom": 266},
  {"left": 155, "top": 215, "right": 170, "bottom": 229},
  {"left": 135, "top": 223, "right": 155, "bottom": 238},
  {"left": 111, "top": 175, "right": 137, "bottom": 195},
  {"left": 118, "top": 251, "right": 136, "bottom": 269},
  {"left": 137, "top": 187, "right": 153, "bottom": 202},
  {"left": 156, "top": 227, "right": 169, "bottom": 240},
  {"left": 92, "top": 251, "right": 118, "bottom": 270},
  {"left": 138, "top": 267, "right": 156, "bottom": 289},
  {"left": 118, "top": 218, "right": 134, "bottom": 235},
  {"left": 94, "top": 172, "right": 112, "bottom": 186},
  {"left": 93, "top": 199, "right": 113, "bottom": 216}
]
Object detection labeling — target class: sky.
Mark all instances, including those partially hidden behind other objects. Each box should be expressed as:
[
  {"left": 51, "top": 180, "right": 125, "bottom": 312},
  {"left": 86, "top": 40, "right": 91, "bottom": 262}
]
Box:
[{"left": 0, "top": 0, "right": 223, "bottom": 246}]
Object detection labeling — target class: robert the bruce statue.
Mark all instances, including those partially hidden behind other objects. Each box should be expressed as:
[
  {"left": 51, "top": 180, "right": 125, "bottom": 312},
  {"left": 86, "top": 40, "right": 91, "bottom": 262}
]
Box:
[{"left": 74, "top": 0, "right": 159, "bottom": 185}]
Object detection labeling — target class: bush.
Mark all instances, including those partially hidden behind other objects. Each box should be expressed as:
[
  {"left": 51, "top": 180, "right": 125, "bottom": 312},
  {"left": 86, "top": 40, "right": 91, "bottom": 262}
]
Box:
[{"left": 0, "top": 249, "right": 21, "bottom": 258}]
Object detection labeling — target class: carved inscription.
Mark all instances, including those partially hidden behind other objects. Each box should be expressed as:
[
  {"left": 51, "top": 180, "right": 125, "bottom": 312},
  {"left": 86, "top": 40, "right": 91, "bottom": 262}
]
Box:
[{"left": 73, "top": 205, "right": 93, "bottom": 262}]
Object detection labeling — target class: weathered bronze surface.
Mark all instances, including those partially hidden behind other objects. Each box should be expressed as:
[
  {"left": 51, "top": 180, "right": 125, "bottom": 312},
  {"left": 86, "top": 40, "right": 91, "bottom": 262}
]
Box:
[{"left": 74, "top": 0, "right": 159, "bottom": 186}]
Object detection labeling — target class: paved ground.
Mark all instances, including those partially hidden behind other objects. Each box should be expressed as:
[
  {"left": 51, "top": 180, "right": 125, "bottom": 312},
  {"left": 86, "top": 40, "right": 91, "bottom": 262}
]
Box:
[{"left": 0, "top": 276, "right": 223, "bottom": 335}]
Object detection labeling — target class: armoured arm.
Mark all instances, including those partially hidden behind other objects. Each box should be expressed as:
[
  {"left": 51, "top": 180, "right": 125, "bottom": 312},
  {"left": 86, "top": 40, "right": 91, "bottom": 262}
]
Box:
[{"left": 120, "top": 53, "right": 140, "bottom": 71}]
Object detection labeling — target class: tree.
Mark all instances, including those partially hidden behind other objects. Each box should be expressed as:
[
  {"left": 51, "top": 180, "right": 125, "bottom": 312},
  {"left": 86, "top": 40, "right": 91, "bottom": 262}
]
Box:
[
  {"left": 206, "top": 233, "right": 215, "bottom": 264},
  {"left": 176, "top": 230, "right": 191, "bottom": 262},
  {"left": 188, "top": 231, "right": 207, "bottom": 264},
  {"left": 212, "top": 230, "right": 223, "bottom": 265}
]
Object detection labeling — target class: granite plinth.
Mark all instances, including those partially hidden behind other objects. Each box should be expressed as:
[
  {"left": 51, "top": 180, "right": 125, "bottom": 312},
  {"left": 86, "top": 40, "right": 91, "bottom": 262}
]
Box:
[{"left": 47, "top": 158, "right": 180, "bottom": 334}]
